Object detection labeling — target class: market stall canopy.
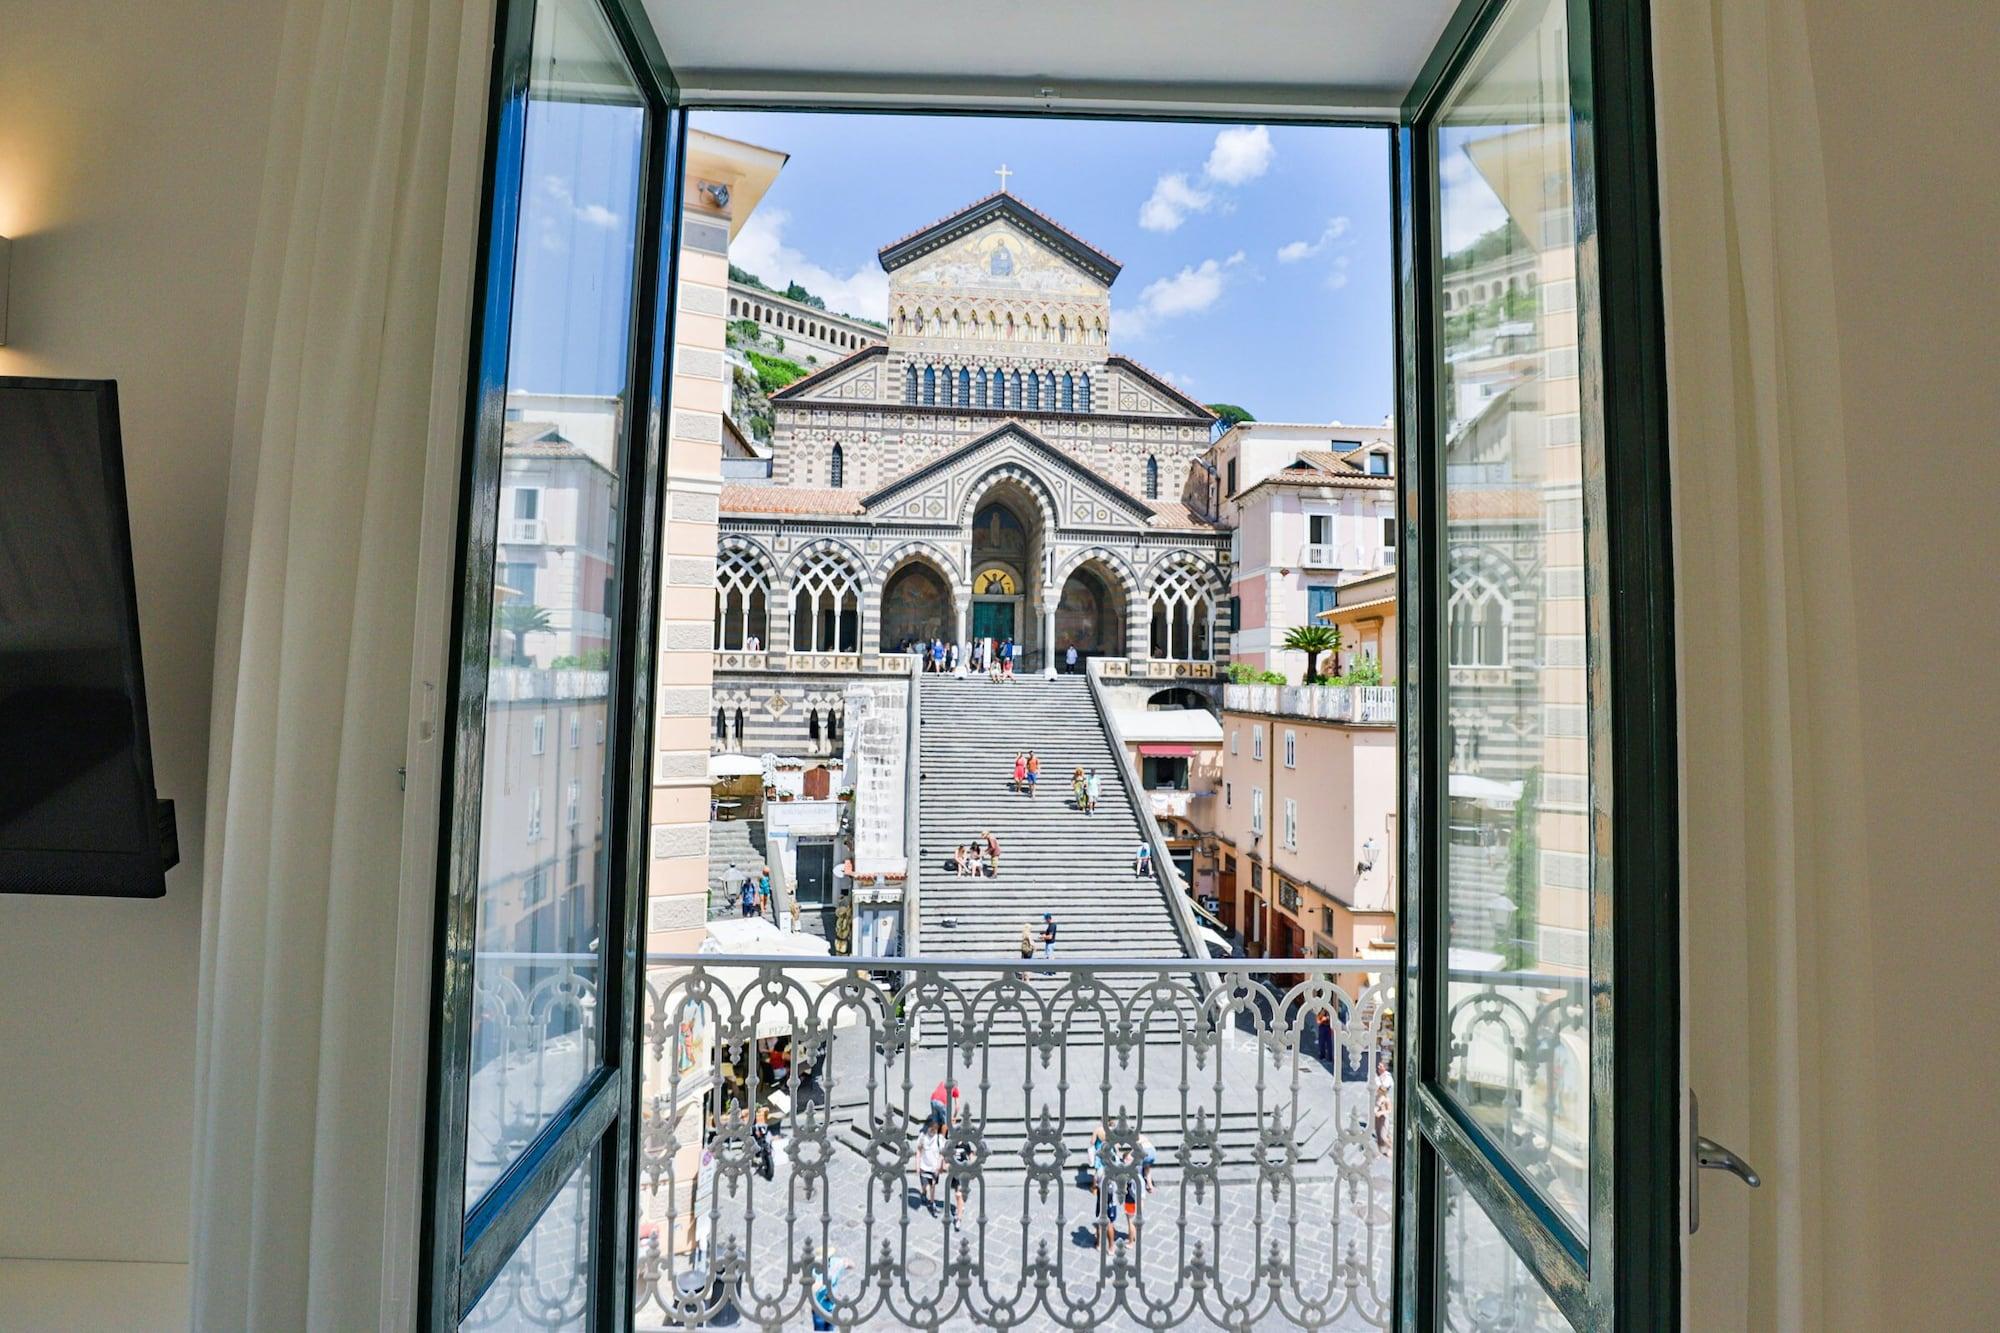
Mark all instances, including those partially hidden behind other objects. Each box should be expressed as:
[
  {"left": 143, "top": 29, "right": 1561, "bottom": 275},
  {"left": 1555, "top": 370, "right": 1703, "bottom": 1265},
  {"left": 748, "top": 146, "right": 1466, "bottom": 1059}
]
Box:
[{"left": 1113, "top": 708, "right": 1224, "bottom": 745}]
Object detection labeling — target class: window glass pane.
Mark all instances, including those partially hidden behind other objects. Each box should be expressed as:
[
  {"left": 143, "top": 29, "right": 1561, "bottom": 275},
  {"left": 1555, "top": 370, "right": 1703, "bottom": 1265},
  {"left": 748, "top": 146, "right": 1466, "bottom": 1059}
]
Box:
[
  {"left": 464, "top": 0, "right": 646, "bottom": 1212},
  {"left": 1434, "top": 0, "right": 1594, "bottom": 1234},
  {"left": 1439, "top": 1159, "right": 1574, "bottom": 1332},
  {"left": 462, "top": 1152, "right": 596, "bottom": 1331}
]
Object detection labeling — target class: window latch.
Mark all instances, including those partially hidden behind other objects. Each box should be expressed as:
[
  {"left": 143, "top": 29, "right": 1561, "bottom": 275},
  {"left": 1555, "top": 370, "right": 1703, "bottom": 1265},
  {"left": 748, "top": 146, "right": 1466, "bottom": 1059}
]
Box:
[{"left": 1689, "top": 1090, "right": 1761, "bottom": 1233}]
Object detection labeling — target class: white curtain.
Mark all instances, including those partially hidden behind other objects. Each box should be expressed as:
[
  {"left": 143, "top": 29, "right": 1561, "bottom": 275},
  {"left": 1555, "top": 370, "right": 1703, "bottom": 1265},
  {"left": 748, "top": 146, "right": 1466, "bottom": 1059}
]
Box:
[
  {"left": 1653, "top": 1, "right": 1869, "bottom": 1329},
  {"left": 189, "top": 0, "right": 491, "bottom": 1325}
]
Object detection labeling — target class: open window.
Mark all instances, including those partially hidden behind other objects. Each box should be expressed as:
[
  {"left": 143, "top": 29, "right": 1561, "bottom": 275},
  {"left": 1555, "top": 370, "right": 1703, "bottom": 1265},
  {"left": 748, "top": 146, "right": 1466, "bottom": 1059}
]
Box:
[{"left": 417, "top": 0, "right": 1679, "bottom": 1325}]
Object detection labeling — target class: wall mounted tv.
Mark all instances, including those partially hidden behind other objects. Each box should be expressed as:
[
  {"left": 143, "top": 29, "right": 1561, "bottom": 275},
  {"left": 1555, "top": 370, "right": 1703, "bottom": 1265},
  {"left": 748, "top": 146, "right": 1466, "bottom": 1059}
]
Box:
[{"left": 0, "top": 377, "right": 177, "bottom": 897}]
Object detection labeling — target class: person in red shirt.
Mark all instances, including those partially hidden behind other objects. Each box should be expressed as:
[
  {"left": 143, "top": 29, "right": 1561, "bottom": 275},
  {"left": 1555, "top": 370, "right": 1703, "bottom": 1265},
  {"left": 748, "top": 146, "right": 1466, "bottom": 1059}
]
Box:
[{"left": 929, "top": 1077, "right": 962, "bottom": 1125}]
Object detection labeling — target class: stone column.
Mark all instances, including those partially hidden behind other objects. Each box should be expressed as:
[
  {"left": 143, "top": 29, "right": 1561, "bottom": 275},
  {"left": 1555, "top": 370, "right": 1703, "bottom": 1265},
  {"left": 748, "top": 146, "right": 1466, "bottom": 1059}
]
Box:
[{"left": 1042, "top": 601, "right": 1058, "bottom": 678}]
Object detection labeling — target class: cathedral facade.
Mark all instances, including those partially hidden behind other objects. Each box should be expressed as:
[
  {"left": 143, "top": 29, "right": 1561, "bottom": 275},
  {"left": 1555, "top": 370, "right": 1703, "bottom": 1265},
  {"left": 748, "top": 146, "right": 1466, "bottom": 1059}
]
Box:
[{"left": 712, "top": 193, "right": 1232, "bottom": 754}]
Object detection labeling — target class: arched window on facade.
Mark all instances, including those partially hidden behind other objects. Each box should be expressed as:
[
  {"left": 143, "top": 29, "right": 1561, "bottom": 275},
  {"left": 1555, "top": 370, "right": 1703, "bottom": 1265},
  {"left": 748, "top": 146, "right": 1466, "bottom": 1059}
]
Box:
[
  {"left": 923, "top": 365, "right": 936, "bottom": 405},
  {"left": 714, "top": 547, "right": 771, "bottom": 651},
  {"left": 1145, "top": 455, "right": 1161, "bottom": 499},
  {"left": 792, "top": 550, "right": 861, "bottom": 654},
  {"left": 1026, "top": 372, "right": 1041, "bottom": 411},
  {"left": 1079, "top": 372, "right": 1092, "bottom": 413},
  {"left": 1448, "top": 570, "right": 1509, "bottom": 666},
  {"left": 905, "top": 365, "right": 918, "bottom": 404},
  {"left": 1061, "top": 372, "right": 1075, "bottom": 412},
  {"left": 975, "top": 368, "right": 989, "bottom": 408},
  {"left": 957, "top": 367, "right": 972, "bottom": 404},
  {"left": 1009, "top": 370, "right": 1023, "bottom": 408},
  {"left": 829, "top": 443, "right": 845, "bottom": 488},
  {"left": 1149, "top": 562, "right": 1217, "bottom": 661}
]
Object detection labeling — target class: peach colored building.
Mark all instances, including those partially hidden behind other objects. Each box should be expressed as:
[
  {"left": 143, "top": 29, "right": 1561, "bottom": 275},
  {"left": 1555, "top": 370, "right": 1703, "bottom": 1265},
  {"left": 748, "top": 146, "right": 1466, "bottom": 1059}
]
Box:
[
  {"left": 1318, "top": 567, "right": 1398, "bottom": 682},
  {"left": 1200, "top": 684, "right": 1397, "bottom": 987}
]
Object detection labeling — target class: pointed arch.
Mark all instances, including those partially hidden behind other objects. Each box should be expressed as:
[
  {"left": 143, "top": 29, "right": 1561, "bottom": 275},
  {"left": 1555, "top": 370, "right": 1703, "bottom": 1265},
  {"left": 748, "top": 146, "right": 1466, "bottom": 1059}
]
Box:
[
  {"left": 829, "top": 442, "right": 845, "bottom": 488},
  {"left": 714, "top": 541, "right": 773, "bottom": 650}
]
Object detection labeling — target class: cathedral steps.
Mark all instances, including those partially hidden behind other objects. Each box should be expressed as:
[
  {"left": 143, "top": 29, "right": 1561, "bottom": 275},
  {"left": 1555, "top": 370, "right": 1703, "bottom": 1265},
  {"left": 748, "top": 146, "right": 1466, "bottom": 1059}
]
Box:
[{"left": 913, "top": 675, "right": 1193, "bottom": 1043}]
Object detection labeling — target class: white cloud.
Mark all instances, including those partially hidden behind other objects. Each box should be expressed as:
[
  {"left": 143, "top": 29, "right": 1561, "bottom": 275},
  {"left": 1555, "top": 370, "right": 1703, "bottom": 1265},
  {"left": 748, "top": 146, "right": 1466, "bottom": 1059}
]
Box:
[
  {"left": 1138, "top": 125, "right": 1279, "bottom": 233},
  {"left": 1325, "top": 254, "right": 1352, "bottom": 290},
  {"left": 1204, "top": 126, "right": 1275, "bottom": 186},
  {"left": 730, "top": 208, "right": 890, "bottom": 322},
  {"left": 1277, "top": 215, "right": 1351, "bottom": 263},
  {"left": 1115, "top": 251, "right": 1246, "bottom": 339},
  {"left": 1137, "top": 172, "right": 1214, "bottom": 232}
]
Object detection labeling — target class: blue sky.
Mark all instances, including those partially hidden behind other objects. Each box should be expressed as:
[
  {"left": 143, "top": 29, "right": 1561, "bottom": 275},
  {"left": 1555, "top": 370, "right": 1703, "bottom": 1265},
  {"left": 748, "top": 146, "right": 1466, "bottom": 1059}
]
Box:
[{"left": 695, "top": 111, "right": 1396, "bottom": 426}]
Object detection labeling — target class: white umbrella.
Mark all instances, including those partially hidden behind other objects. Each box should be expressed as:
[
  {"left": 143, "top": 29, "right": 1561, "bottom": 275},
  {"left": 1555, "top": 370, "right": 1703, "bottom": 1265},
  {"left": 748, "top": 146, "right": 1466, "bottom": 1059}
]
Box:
[
  {"left": 691, "top": 919, "right": 857, "bottom": 1039},
  {"left": 1448, "top": 773, "right": 1524, "bottom": 804},
  {"left": 708, "top": 752, "right": 765, "bottom": 780}
]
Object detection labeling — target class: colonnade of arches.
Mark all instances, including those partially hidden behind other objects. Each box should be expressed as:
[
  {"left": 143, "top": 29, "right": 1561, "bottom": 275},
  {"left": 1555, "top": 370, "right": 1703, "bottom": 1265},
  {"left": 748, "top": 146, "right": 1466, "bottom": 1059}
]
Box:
[
  {"left": 901, "top": 363, "right": 1094, "bottom": 414},
  {"left": 713, "top": 538, "right": 1223, "bottom": 666},
  {"left": 1442, "top": 269, "right": 1538, "bottom": 312},
  {"left": 726, "top": 295, "right": 871, "bottom": 352}
]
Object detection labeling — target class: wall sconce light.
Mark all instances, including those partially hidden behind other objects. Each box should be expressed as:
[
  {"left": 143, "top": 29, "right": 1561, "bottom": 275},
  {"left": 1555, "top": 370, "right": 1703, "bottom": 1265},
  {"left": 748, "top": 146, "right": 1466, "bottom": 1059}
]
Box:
[
  {"left": 0, "top": 235, "right": 11, "bottom": 346},
  {"left": 699, "top": 181, "right": 731, "bottom": 210},
  {"left": 1356, "top": 836, "right": 1379, "bottom": 875}
]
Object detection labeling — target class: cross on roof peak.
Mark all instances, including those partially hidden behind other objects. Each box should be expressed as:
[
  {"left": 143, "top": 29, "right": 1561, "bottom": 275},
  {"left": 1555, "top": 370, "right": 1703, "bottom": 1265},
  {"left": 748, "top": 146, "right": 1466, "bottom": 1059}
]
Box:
[{"left": 994, "top": 163, "right": 1013, "bottom": 193}]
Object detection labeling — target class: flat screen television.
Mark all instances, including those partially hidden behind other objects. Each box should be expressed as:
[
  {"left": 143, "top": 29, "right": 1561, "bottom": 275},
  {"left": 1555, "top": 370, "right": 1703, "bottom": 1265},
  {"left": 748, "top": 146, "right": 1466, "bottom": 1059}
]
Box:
[{"left": 0, "top": 377, "right": 175, "bottom": 897}]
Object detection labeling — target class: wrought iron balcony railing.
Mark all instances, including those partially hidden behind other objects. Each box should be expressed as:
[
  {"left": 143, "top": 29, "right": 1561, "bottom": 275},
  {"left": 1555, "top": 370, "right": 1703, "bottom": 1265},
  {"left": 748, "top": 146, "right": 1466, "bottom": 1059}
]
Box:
[{"left": 464, "top": 952, "right": 1585, "bottom": 1332}]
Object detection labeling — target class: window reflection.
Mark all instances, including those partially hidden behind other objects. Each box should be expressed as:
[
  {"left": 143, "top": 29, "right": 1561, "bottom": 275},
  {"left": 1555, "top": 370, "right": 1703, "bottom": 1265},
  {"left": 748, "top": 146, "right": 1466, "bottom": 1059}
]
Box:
[
  {"left": 464, "top": 0, "right": 647, "bottom": 1213},
  {"left": 1435, "top": 0, "right": 1595, "bottom": 1235}
]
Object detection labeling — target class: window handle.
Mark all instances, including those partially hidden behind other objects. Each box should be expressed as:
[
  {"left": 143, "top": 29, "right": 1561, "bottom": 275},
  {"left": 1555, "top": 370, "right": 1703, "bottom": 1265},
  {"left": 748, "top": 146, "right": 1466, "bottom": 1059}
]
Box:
[{"left": 1688, "top": 1090, "right": 1761, "bottom": 1233}]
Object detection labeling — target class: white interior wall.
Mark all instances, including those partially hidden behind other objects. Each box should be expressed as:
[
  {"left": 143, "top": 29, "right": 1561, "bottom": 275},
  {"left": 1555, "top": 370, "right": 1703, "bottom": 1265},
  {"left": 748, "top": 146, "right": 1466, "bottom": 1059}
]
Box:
[
  {"left": 1792, "top": 1, "right": 2000, "bottom": 1320},
  {"left": 0, "top": 0, "right": 284, "bottom": 1315}
]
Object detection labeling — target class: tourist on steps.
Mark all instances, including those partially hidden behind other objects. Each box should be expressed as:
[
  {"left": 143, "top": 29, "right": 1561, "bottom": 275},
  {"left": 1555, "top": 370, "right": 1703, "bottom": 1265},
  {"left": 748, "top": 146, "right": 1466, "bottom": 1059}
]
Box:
[
  {"left": 1019, "top": 922, "right": 1035, "bottom": 975},
  {"left": 914, "top": 1113, "right": 948, "bottom": 1216},
  {"left": 1000, "top": 636, "right": 1015, "bottom": 678},
  {"left": 983, "top": 830, "right": 1000, "bottom": 876},
  {"left": 756, "top": 865, "right": 772, "bottom": 917},
  {"left": 739, "top": 875, "right": 759, "bottom": 918},
  {"left": 1041, "top": 912, "right": 1057, "bottom": 959},
  {"left": 1025, "top": 752, "right": 1040, "bottom": 797},
  {"left": 1065, "top": 643, "right": 1079, "bottom": 674},
  {"left": 1071, "top": 766, "right": 1086, "bottom": 809},
  {"left": 1086, "top": 769, "right": 1102, "bottom": 815},
  {"left": 953, "top": 844, "right": 971, "bottom": 878},
  {"left": 1012, "top": 752, "right": 1026, "bottom": 794},
  {"left": 1134, "top": 843, "right": 1152, "bottom": 878}
]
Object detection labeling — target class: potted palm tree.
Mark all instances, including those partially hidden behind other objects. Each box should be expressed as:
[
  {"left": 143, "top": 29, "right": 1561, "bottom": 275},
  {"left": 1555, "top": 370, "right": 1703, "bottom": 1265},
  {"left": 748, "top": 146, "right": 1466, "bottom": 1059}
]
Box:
[{"left": 1282, "top": 623, "right": 1341, "bottom": 683}]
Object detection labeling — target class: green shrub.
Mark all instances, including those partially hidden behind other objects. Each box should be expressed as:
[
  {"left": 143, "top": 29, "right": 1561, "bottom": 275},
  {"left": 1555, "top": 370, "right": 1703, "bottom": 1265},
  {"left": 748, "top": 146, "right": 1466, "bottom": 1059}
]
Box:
[{"left": 744, "top": 349, "right": 808, "bottom": 396}]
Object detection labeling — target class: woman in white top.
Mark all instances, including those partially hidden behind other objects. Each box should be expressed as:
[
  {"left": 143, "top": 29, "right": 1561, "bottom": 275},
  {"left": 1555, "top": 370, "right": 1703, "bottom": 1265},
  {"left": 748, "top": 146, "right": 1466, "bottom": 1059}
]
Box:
[{"left": 914, "top": 1118, "right": 949, "bottom": 1215}]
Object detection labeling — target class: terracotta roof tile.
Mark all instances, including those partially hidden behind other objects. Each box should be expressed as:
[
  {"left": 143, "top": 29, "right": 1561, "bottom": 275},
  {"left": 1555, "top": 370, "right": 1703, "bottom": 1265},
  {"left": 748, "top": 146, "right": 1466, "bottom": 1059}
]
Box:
[
  {"left": 1295, "top": 448, "right": 1368, "bottom": 474},
  {"left": 720, "top": 484, "right": 865, "bottom": 517},
  {"left": 1250, "top": 467, "right": 1396, "bottom": 492},
  {"left": 1146, "top": 500, "right": 1218, "bottom": 530}
]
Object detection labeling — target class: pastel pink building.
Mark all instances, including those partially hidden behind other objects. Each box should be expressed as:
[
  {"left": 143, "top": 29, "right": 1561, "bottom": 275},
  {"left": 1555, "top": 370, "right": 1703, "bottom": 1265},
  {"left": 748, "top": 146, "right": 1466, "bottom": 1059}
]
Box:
[{"left": 1192, "top": 421, "right": 1397, "bottom": 679}]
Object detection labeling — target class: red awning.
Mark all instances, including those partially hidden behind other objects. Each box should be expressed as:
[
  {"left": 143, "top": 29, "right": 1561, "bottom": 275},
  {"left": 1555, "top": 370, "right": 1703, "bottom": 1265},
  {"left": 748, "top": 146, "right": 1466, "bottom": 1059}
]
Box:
[{"left": 1139, "top": 744, "right": 1194, "bottom": 758}]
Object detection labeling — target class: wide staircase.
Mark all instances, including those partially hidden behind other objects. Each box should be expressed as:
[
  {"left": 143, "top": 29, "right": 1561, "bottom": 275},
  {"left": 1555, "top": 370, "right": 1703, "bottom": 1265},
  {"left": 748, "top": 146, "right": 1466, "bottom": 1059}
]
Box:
[{"left": 914, "top": 675, "right": 1193, "bottom": 1041}]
